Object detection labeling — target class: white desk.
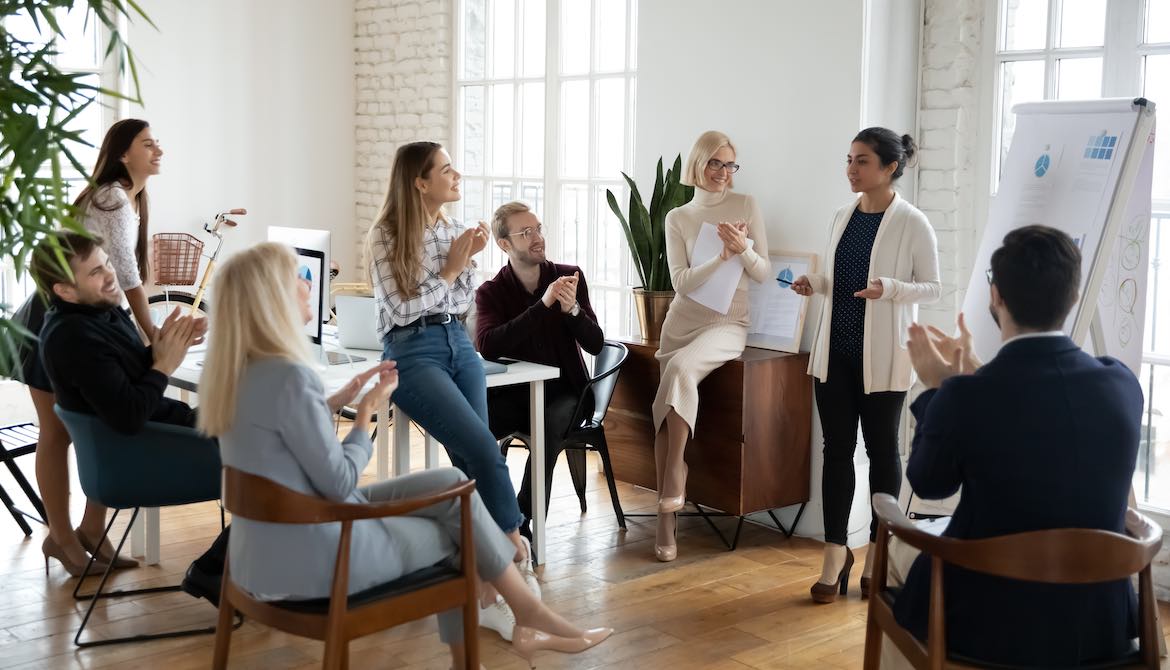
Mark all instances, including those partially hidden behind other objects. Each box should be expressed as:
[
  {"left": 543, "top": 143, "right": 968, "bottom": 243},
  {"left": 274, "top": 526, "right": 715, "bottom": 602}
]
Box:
[{"left": 162, "top": 344, "right": 559, "bottom": 565}]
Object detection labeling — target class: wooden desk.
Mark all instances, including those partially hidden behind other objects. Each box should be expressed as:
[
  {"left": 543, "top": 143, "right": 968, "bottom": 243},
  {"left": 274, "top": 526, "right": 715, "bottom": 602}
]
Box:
[{"left": 605, "top": 340, "right": 812, "bottom": 520}]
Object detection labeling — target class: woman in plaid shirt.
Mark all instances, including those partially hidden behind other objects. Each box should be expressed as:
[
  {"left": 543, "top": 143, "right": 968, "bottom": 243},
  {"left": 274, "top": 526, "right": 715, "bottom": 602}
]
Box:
[{"left": 366, "top": 141, "right": 542, "bottom": 633}]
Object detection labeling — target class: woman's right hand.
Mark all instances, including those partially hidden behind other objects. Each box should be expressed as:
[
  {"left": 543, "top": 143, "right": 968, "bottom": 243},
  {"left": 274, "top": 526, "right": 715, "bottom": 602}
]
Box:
[
  {"left": 791, "top": 275, "right": 813, "bottom": 296},
  {"left": 353, "top": 366, "right": 400, "bottom": 430}
]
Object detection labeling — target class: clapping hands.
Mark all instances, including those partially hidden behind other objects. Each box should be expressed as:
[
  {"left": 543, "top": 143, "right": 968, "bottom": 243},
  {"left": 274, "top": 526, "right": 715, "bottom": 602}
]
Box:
[
  {"left": 717, "top": 220, "right": 748, "bottom": 260},
  {"left": 541, "top": 272, "right": 580, "bottom": 313}
]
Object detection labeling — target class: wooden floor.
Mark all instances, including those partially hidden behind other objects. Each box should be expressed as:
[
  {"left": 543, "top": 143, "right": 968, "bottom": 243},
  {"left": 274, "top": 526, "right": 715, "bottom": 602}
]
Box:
[{"left": 1, "top": 423, "right": 1168, "bottom": 669}]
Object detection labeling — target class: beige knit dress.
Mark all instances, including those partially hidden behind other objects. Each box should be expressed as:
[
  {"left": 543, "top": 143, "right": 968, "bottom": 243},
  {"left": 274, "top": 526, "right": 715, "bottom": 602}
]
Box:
[{"left": 652, "top": 187, "right": 771, "bottom": 432}]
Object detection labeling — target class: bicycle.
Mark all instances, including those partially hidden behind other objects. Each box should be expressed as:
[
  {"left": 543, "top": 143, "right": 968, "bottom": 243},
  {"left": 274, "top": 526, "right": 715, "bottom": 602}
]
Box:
[{"left": 148, "top": 208, "right": 246, "bottom": 325}]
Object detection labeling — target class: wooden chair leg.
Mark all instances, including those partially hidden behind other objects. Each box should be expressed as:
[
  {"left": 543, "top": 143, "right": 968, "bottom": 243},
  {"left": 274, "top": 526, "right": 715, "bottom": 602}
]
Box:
[
  {"left": 862, "top": 597, "right": 884, "bottom": 669},
  {"left": 322, "top": 637, "right": 346, "bottom": 670},
  {"left": 211, "top": 600, "right": 236, "bottom": 670}
]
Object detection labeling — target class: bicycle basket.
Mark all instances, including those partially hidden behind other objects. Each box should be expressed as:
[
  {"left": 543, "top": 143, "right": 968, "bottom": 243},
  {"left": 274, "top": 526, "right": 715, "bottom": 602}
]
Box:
[{"left": 152, "top": 233, "right": 204, "bottom": 286}]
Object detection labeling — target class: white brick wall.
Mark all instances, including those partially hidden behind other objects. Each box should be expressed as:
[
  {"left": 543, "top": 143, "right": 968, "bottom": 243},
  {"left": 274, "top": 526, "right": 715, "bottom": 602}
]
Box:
[
  {"left": 354, "top": 0, "right": 454, "bottom": 275},
  {"left": 921, "top": 0, "right": 1170, "bottom": 603},
  {"left": 917, "top": 0, "right": 983, "bottom": 333}
]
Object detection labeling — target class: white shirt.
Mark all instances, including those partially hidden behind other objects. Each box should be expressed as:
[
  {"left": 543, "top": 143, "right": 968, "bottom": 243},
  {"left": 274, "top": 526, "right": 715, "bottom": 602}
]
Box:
[
  {"left": 368, "top": 216, "right": 478, "bottom": 337},
  {"left": 1001, "top": 330, "right": 1066, "bottom": 346},
  {"left": 83, "top": 183, "right": 142, "bottom": 290}
]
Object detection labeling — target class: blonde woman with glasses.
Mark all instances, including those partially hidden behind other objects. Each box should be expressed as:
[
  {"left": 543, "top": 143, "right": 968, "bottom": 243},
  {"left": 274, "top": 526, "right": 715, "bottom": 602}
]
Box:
[
  {"left": 198, "top": 243, "right": 611, "bottom": 668},
  {"left": 651, "top": 130, "right": 771, "bottom": 562}
]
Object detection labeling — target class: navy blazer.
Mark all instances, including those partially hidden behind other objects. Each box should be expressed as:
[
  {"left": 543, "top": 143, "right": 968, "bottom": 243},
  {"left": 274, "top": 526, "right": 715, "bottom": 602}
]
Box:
[{"left": 893, "top": 335, "right": 1143, "bottom": 666}]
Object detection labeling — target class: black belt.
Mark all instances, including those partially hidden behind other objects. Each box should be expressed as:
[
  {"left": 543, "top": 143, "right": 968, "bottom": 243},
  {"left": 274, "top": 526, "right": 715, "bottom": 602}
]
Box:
[{"left": 393, "top": 313, "right": 454, "bottom": 331}]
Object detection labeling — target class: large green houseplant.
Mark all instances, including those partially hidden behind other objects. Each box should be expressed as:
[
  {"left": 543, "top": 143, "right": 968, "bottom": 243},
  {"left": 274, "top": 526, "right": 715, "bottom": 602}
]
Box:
[
  {"left": 606, "top": 155, "right": 693, "bottom": 341},
  {"left": 0, "top": 0, "right": 151, "bottom": 375}
]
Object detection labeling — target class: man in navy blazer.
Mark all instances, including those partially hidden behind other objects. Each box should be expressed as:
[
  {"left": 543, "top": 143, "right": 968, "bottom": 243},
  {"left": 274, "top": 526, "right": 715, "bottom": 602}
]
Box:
[{"left": 892, "top": 225, "right": 1143, "bottom": 666}]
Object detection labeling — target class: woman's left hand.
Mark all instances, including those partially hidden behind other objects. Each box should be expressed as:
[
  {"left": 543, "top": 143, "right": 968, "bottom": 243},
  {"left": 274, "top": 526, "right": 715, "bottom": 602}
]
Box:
[
  {"left": 327, "top": 361, "right": 397, "bottom": 413},
  {"left": 717, "top": 221, "right": 748, "bottom": 257},
  {"left": 854, "top": 279, "right": 884, "bottom": 300}
]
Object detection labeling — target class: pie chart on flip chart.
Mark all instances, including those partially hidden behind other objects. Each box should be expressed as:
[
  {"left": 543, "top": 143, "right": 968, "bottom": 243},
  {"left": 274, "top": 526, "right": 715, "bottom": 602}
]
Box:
[{"left": 1034, "top": 153, "right": 1051, "bottom": 177}]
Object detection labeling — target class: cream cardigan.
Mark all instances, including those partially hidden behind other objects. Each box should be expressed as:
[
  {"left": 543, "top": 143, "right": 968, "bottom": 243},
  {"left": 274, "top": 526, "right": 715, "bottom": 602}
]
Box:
[{"left": 805, "top": 193, "right": 941, "bottom": 393}]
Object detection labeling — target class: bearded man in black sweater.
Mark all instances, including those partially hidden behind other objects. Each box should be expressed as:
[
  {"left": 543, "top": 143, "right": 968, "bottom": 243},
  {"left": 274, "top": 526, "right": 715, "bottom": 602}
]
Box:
[{"left": 31, "top": 231, "right": 225, "bottom": 603}]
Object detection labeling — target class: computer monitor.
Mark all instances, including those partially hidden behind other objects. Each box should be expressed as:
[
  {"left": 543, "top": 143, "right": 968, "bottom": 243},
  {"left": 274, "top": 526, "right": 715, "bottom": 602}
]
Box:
[
  {"left": 293, "top": 247, "right": 326, "bottom": 345},
  {"left": 267, "top": 226, "right": 331, "bottom": 349}
]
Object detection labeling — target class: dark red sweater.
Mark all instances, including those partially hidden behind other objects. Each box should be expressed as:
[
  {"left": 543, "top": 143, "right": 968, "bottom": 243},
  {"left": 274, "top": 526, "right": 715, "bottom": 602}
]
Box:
[{"left": 474, "top": 261, "right": 604, "bottom": 393}]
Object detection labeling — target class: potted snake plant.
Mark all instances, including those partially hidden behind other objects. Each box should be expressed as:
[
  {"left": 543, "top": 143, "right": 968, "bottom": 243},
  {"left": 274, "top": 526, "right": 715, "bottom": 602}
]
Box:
[{"left": 606, "top": 155, "right": 693, "bottom": 342}]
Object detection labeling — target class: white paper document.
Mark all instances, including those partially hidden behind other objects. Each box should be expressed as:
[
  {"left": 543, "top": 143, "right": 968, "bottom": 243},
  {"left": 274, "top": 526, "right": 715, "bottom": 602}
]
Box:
[{"left": 686, "top": 222, "right": 754, "bottom": 315}]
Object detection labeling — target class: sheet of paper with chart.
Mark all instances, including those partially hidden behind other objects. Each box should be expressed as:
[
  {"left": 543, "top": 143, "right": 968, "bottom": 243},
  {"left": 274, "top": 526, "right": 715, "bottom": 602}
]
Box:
[
  {"left": 686, "top": 222, "right": 754, "bottom": 314},
  {"left": 748, "top": 252, "right": 816, "bottom": 353}
]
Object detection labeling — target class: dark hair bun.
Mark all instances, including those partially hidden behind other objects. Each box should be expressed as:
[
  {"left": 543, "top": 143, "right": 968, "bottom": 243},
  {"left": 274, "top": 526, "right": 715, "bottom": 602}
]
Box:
[{"left": 900, "top": 134, "right": 917, "bottom": 159}]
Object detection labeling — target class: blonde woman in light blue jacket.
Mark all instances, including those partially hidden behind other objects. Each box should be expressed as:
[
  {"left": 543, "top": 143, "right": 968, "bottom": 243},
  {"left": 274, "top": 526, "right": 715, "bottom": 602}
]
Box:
[{"left": 198, "top": 243, "right": 611, "bottom": 668}]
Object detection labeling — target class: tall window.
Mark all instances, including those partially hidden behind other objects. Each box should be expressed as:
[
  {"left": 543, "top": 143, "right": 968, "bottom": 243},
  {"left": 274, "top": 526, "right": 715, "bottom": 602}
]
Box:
[
  {"left": 456, "top": 0, "right": 639, "bottom": 335},
  {"left": 994, "top": 0, "right": 1170, "bottom": 511},
  {"left": 2, "top": 5, "right": 119, "bottom": 306}
]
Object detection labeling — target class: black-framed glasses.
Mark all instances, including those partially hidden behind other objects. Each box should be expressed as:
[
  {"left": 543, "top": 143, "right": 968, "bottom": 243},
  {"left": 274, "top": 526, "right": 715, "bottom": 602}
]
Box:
[
  {"left": 985, "top": 268, "right": 993, "bottom": 285},
  {"left": 706, "top": 158, "right": 740, "bottom": 174},
  {"left": 506, "top": 224, "right": 544, "bottom": 241}
]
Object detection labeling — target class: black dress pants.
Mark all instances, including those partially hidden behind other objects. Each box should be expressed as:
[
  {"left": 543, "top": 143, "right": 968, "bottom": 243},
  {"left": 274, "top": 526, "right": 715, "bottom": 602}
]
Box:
[{"left": 814, "top": 352, "right": 906, "bottom": 546}]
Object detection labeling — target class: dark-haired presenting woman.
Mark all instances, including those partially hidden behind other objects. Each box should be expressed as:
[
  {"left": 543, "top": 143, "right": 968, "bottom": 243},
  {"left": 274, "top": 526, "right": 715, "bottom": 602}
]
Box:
[{"left": 791, "top": 128, "right": 940, "bottom": 603}]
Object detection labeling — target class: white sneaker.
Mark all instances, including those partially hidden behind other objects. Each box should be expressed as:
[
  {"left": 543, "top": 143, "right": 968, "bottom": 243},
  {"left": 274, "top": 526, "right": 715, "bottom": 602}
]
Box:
[
  {"left": 479, "top": 595, "right": 516, "bottom": 641},
  {"left": 517, "top": 535, "right": 542, "bottom": 599}
]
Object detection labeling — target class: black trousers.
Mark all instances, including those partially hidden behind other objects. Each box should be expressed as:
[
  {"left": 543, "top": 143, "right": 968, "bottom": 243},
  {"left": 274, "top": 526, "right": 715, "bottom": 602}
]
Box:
[
  {"left": 486, "top": 384, "right": 594, "bottom": 536},
  {"left": 814, "top": 353, "right": 906, "bottom": 546}
]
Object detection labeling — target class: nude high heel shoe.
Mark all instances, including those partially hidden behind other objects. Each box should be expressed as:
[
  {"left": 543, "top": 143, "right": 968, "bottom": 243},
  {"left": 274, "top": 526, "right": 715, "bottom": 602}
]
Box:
[
  {"left": 76, "top": 529, "right": 138, "bottom": 569},
  {"left": 42, "top": 536, "right": 108, "bottom": 578},
  {"left": 512, "top": 625, "right": 613, "bottom": 668},
  {"left": 657, "top": 462, "right": 688, "bottom": 514},
  {"left": 654, "top": 515, "right": 678, "bottom": 562}
]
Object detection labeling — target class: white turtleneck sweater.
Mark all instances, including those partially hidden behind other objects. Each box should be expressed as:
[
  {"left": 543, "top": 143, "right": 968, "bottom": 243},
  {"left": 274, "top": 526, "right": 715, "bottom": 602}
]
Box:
[{"left": 664, "top": 187, "right": 771, "bottom": 298}]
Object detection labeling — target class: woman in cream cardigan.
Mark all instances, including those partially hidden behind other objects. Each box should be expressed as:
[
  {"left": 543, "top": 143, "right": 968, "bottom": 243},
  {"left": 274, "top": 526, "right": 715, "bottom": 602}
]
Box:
[
  {"left": 652, "top": 130, "right": 771, "bottom": 562},
  {"left": 791, "top": 127, "right": 940, "bottom": 603}
]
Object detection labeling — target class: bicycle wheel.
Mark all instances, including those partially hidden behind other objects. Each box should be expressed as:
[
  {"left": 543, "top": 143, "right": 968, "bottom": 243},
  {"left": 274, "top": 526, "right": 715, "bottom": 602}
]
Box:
[{"left": 147, "top": 291, "right": 209, "bottom": 329}]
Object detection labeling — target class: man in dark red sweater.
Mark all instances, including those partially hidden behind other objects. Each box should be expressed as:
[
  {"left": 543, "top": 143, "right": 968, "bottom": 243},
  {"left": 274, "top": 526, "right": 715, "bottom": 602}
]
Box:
[{"left": 475, "top": 201, "right": 604, "bottom": 541}]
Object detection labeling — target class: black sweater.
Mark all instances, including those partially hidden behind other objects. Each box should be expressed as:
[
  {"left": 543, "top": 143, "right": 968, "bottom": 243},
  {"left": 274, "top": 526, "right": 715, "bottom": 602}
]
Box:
[{"left": 40, "top": 299, "right": 195, "bottom": 434}]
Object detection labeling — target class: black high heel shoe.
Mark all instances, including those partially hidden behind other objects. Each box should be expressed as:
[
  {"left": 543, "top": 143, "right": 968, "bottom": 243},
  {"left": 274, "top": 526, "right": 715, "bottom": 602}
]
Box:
[{"left": 809, "top": 547, "right": 855, "bottom": 604}]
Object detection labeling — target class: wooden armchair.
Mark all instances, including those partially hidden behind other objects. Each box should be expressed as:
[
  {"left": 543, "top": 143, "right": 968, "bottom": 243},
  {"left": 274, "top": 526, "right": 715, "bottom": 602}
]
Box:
[
  {"left": 863, "top": 493, "right": 1164, "bottom": 670},
  {"left": 212, "top": 467, "right": 481, "bottom": 670}
]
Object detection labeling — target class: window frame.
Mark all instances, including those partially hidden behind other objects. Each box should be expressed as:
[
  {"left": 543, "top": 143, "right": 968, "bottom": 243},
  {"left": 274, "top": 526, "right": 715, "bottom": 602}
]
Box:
[
  {"left": 986, "top": 0, "right": 1170, "bottom": 515},
  {"left": 0, "top": 5, "right": 124, "bottom": 309},
  {"left": 452, "top": 0, "right": 640, "bottom": 337}
]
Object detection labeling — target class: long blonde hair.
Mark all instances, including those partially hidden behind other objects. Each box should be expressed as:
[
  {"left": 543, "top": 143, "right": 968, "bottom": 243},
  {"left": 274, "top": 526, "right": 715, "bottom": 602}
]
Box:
[
  {"left": 365, "top": 141, "right": 443, "bottom": 299},
  {"left": 197, "top": 243, "right": 313, "bottom": 436}
]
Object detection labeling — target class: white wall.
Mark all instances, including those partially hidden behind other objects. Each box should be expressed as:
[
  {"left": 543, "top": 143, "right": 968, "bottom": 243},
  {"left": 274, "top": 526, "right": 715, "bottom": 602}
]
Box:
[
  {"left": 129, "top": 0, "right": 357, "bottom": 278},
  {"left": 636, "top": 0, "right": 920, "bottom": 546}
]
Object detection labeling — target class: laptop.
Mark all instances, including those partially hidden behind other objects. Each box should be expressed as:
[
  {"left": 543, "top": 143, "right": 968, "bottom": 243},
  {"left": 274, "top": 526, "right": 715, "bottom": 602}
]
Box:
[{"left": 335, "top": 295, "right": 383, "bottom": 351}]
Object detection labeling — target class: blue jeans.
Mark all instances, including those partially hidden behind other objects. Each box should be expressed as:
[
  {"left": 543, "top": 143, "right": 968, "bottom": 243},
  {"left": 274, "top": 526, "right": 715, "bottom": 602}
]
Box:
[{"left": 382, "top": 320, "right": 524, "bottom": 533}]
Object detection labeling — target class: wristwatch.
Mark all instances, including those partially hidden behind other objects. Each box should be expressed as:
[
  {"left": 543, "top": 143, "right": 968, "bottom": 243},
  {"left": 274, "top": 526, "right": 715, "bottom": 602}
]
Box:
[{"left": 569, "top": 302, "right": 580, "bottom": 317}]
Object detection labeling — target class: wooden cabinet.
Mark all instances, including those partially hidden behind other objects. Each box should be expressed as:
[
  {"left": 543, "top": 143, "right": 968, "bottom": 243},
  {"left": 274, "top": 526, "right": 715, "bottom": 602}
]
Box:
[{"left": 605, "top": 340, "right": 812, "bottom": 516}]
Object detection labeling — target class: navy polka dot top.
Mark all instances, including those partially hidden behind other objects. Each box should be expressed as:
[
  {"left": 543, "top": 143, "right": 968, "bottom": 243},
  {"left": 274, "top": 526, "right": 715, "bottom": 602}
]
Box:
[{"left": 829, "top": 207, "right": 884, "bottom": 361}]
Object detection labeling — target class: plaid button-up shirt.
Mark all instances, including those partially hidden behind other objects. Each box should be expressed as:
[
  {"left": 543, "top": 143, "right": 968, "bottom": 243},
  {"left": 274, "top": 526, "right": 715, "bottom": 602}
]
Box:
[{"left": 369, "top": 217, "right": 479, "bottom": 338}]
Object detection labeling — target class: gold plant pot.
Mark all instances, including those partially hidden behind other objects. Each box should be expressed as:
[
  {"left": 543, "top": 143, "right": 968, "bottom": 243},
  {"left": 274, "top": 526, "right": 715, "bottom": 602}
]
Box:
[{"left": 632, "top": 288, "right": 675, "bottom": 343}]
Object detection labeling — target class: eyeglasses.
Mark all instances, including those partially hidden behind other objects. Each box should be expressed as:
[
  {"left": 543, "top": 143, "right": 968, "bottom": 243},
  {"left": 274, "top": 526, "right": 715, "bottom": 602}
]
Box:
[
  {"left": 706, "top": 158, "right": 740, "bottom": 174},
  {"left": 985, "top": 268, "right": 994, "bottom": 285},
  {"left": 506, "top": 224, "right": 544, "bottom": 241}
]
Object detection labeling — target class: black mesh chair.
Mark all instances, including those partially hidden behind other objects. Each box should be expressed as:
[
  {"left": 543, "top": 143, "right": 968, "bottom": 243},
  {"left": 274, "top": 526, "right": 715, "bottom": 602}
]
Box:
[
  {"left": 0, "top": 422, "right": 46, "bottom": 535},
  {"left": 500, "top": 340, "right": 630, "bottom": 531}
]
